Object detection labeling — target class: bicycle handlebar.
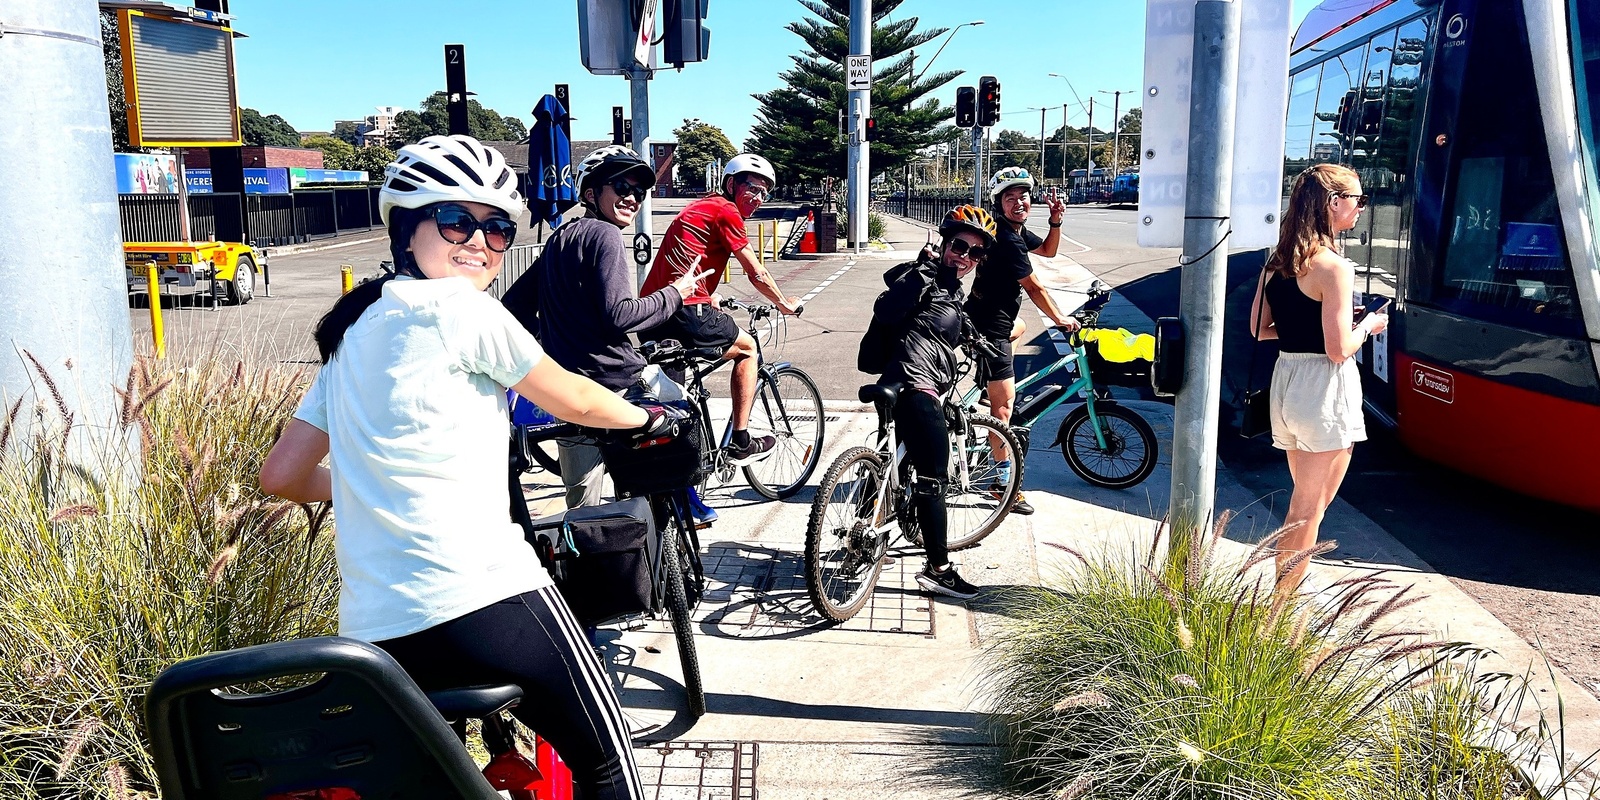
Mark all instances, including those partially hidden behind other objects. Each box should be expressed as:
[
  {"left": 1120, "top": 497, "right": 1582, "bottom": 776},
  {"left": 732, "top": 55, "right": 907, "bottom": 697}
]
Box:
[{"left": 718, "top": 296, "right": 803, "bottom": 318}]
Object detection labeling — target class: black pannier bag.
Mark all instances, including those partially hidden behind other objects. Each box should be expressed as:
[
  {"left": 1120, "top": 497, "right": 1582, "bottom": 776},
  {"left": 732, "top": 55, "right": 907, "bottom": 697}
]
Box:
[
  {"left": 528, "top": 497, "right": 657, "bottom": 626},
  {"left": 598, "top": 401, "right": 707, "bottom": 498}
]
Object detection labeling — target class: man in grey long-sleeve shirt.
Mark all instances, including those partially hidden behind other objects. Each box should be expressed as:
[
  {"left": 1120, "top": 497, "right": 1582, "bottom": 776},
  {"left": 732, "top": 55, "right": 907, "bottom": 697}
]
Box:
[{"left": 502, "top": 146, "right": 702, "bottom": 506}]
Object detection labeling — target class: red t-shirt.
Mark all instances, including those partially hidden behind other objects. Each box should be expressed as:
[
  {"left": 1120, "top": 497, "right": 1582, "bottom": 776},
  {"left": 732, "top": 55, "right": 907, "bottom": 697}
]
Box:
[{"left": 641, "top": 195, "right": 750, "bottom": 305}]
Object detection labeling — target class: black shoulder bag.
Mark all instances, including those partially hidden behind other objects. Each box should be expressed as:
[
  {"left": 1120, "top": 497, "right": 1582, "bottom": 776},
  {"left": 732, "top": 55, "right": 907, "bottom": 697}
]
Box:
[{"left": 1240, "top": 269, "right": 1272, "bottom": 439}]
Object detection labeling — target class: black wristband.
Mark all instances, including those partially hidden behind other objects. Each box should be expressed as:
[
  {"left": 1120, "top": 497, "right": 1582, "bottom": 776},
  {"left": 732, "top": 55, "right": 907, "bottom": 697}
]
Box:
[{"left": 1048, "top": 221, "right": 1063, "bottom": 228}]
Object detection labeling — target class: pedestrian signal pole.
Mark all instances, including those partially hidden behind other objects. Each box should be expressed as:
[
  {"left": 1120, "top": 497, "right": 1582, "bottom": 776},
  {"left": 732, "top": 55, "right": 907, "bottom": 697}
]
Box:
[
  {"left": 1170, "top": 0, "right": 1242, "bottom": 532},
  {"left": 445, "top": 45, "right": 468, "bottom": 136}
]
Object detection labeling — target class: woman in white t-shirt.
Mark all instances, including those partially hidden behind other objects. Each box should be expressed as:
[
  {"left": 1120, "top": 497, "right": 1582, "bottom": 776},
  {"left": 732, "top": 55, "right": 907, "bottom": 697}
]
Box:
[{"left": 260, "top": 135, "right": 670, "bottom": 800}]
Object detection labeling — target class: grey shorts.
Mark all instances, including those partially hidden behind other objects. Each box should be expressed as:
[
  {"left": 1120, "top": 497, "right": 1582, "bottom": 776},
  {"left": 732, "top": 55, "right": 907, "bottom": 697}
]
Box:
[{"left": 1269, "top": 352, "right": 1367, "bottom": 453}]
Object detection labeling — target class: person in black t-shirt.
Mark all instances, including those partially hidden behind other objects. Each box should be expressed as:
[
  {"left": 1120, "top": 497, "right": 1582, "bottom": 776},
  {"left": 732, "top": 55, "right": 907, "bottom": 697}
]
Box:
[{"left": 963, "top": 167, "right": 1080, "bottom": 516}]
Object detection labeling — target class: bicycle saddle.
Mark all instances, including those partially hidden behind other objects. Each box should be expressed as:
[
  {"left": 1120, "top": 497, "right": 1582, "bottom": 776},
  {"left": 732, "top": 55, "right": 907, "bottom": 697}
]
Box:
[
  {"left": 858, "top": 382, "right": 902, "bottom": 409},
  {"left": 427, "top": 684, "right": 524, "bottom": 723},
  {"left": 146, "top": 636, "right": 503, "bottom": 800}
]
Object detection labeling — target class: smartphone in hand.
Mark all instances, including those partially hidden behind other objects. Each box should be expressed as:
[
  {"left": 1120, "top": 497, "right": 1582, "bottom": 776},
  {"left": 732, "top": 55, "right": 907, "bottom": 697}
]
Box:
[{"left": 1353, "top": 295, "right": 1391, "bottom": 326}]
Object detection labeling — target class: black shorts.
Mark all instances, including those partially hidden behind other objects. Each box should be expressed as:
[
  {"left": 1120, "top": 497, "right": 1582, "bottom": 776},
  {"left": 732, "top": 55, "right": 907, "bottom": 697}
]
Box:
[
  {"left": 643, "top": 302, "right": 739, "bottom": 351},
  {"left": 976, "top": 335, "right": 1015, "bottom": 382}
]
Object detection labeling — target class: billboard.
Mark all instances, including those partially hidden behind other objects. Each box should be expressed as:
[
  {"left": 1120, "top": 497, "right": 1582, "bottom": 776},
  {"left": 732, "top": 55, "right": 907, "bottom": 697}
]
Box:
[
  {"left": 114, "top": 153, "right": 182, "bottom": 194},
  {"left": 185, "top": 168, "right": 292, "bottom": 194},
  {"left": 288, "top": 168, "right": 370, "bottom": 188},
  {"left": 118, "top": 10, "right": 242, "bottom": 147}
]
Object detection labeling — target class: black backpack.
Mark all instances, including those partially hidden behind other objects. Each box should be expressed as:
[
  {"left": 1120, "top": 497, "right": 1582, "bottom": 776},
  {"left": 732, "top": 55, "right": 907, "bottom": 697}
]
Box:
[{"left": 857, "top": 258, "right": 936, "bottom": 375}]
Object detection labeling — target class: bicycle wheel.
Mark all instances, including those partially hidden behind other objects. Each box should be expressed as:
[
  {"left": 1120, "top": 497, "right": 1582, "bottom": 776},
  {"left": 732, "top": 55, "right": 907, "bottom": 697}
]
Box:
[
  {"left": 804, "top": 447, "right": 889, "bottom": 622},
  {"left": 944, "top": 414, "right": 1024, "bottom": 551},
  {"left": 659, "top": 499, "right": 707, "bottom": 718},
  {"left": 530, "top": 439, "right": 562, "bottom": 476},
  {"left": 744, "top": 366, "right": 826, "bottom": 499},
  {"left": 1059, "top": 402, "right": 1158, "bottom": 489}
]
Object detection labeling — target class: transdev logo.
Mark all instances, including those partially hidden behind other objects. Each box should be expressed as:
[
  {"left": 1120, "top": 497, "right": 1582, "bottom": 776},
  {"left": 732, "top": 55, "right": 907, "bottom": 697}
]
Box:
[{"left": 1411, "top": 364, "right": 1454, "bottom": 404}]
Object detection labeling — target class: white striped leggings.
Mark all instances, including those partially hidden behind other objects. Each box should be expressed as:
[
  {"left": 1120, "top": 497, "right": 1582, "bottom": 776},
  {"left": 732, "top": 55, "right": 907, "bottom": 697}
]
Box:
[{"left": 375, "top": 586, "right": 644, "bottom": 799}]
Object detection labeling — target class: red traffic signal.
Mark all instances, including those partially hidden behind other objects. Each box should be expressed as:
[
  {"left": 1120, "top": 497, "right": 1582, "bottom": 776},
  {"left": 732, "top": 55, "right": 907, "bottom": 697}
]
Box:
[
  {"left": 865, "top": 116, "right": 879, "bottom": 142},
  {"left": 977, "top": 75, "right": 1000, "bottom": 128}
]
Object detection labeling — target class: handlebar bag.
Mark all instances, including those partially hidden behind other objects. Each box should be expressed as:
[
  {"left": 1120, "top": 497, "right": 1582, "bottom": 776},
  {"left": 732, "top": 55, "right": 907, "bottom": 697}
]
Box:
[
  {"left": 598, "top": 400, "right": 708, "bottom": 499},
  {"left": 532, "top": 497, "right": 658, "bottom": 626},
  {"left": 1081, "top": 328, "right": 1156, "bottom": 389}
]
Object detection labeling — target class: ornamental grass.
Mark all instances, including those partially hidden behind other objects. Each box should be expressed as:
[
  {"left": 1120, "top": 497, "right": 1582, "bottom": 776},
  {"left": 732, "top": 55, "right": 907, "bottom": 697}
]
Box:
[
  {"left": 0, "top": 355, "right": 337, "bottom": 799},
  {"left": 982, "top": 513, "right": 1597, "bottom": 800}
]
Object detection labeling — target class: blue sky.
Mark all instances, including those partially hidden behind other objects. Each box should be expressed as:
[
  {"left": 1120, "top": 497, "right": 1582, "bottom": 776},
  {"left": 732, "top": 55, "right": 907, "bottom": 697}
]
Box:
[{"left": 233, "top": 0, "right": 1324, "bottom": 145}]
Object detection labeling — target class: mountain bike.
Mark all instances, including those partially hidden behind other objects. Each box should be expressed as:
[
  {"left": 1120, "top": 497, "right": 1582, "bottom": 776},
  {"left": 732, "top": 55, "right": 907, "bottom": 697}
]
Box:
[
  {"left": 647, "top": 297, "right": 826, "bottom": 500},
  {"left": 803, "top": 337, "right": 1023, "bottom": 622},
  {"left": 510, "top": 422, "right": 709, "bottom": 719},
  {"left": 962, "top": 281, "right": 1158, "bottom": 490}
]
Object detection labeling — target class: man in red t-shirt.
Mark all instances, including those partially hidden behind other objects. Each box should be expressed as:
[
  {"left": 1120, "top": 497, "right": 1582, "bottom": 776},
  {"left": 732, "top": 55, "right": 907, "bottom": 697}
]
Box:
[{"left": 640, "top": 153, "right": 800, "bottom": 464}]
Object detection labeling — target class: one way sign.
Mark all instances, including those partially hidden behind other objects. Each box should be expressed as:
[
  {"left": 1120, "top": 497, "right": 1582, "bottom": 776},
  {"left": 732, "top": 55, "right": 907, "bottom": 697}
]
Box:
[{"left": 846, "top": 55, "right": 871, "bottom": 91}]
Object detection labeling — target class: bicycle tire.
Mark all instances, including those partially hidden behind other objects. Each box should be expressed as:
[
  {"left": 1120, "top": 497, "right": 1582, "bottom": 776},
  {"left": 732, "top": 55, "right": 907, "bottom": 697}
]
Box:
[
  {"left": 1058, "top": 402, "right": 1158, "bottom": 490},
  {"left": 945, "top": 413, "right": 1024, "bottom": 551},
  {"left": 744, "top": 366, "right": 826, "bottom": 499},
  {"left": 530, "top": 439, "right": 562, "bottom": 477},
  {"left": 804, "top": 446, "right": 889, "bottom": 622},
  {"left": 659, "top": 505, "right": 707, "bottom": 718}
]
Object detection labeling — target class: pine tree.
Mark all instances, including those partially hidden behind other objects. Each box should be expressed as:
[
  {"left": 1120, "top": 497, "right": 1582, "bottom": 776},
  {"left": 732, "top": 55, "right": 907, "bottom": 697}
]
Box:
[{"left": 745, "top": 0, "right": 960, "bottom": 185}]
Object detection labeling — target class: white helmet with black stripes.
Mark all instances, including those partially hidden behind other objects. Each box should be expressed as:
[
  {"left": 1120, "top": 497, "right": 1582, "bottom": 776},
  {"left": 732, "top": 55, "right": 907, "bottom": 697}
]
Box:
[{"left": 378, "top": 135, "right": 525, "bottom": 225}]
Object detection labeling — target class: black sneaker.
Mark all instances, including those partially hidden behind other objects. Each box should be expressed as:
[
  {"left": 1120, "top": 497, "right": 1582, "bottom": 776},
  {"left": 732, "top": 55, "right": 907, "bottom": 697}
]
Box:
[
  {"left": 725, "top": 434, "right": 777, "bottom": 466},
  {"left": 1010, "top": 492, "right": 1036, "bottom": 516},
  {"left": 916, "top": 565, "right": 980, "bottom": 600}
]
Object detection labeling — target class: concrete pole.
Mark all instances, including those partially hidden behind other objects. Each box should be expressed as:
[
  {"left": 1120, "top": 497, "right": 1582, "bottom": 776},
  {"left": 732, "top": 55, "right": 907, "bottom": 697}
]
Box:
[
  {"left": 846, "top": 0, "right": 870, "bottom": 250},
  {"left": 1111, "top": 90, "right": 1123, "bottom": 176},
  {"left": 1086, "top": 96, "right": 1095, "bottom": 179},
  {"left": 0, "top": 0, "right": 136, "bottom": 463},
  {"left": 1062, "top": 104, "right": 1070, "bottom": 184},
  {"left": 1170, "top": 0, "right": 1242, "bottom": 533},
  {"left": 628, "top": 68, "right": 653, "bottom": 286},
  {"left": 1038, "top": 108, "right": 1047, "bottom": 182},
  {"left": 971, "top": 126, "right": 983, "bottom": 206}
]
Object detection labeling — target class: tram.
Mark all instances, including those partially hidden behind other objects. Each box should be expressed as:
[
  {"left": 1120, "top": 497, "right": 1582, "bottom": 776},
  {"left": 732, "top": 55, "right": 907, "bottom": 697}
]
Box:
[{"left": 1286, "top": 0, "right": 1600, "bottom": 513}]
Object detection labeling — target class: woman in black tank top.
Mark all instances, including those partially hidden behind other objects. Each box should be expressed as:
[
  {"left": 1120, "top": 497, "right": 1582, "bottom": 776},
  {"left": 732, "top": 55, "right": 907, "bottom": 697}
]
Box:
[{"left": 1249, "top": 165, "right": 1390, "bottom": 596}]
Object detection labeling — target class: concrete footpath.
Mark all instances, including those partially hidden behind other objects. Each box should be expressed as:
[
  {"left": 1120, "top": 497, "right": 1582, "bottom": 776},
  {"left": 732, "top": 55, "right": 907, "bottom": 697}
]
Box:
[{"left": 518, "top": 212, "right": 1600, "bottom": 798}]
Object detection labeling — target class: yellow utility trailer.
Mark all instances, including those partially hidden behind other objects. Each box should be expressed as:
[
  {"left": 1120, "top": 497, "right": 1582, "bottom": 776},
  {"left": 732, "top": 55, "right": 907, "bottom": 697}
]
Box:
[{"left": 124, "top": 241, "right": 259, "bottom": 305}]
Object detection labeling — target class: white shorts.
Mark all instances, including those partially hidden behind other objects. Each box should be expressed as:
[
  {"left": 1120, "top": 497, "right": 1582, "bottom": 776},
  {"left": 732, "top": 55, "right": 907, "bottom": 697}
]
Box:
[{"left": 1269, "top": 352, "right": 1366, "bottom": 453}]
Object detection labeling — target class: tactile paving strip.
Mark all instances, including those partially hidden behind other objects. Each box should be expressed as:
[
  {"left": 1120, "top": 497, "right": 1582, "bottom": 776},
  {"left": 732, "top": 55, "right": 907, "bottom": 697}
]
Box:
[
  {"left": 633, "top": 741, "right": 757, "bottom": 800},
  {"left": 695, "top": 544, "right": 935, "bottom": 636}
]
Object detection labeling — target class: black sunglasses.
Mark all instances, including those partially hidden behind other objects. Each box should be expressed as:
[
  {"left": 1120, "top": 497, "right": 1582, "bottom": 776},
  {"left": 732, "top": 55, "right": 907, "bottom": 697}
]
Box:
[
  {"left": 608, "top": 177, "right": 649, "bottom": 202},
  {"left": 431, "top": 204, "right": 517, "bottom": 253},
  {"left": 944, "top": 238, "right": 988, "bottom": 260},
  {"left": 1334, "top": 192, "right": 1370, "bottom": 209}
]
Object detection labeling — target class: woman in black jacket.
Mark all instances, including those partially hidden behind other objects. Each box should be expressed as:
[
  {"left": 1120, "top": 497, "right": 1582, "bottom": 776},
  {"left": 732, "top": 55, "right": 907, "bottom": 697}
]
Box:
[{"left": 870, "top": 205, "right": 997, "bottom": 599}]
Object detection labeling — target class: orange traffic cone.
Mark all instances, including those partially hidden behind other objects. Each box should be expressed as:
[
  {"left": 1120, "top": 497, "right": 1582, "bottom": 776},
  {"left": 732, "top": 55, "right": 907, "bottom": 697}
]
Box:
[{"left": 799, "top": 210, "right": 819, "bottom": 253}]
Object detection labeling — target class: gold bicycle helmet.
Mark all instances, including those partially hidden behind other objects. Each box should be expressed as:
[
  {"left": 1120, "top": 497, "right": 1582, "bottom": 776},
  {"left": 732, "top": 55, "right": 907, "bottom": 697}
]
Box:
[{"left": 939, "top": 204, "right": 998, "bottom": 246}]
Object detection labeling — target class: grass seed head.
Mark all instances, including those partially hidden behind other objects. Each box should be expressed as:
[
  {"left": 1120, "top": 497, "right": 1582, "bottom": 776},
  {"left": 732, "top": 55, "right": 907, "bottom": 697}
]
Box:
[
  {"left": 56, "top": 717, "right": 101, "bottom": 779},
  {"left": 1053, "top": 690, "right": 1113, "bottom": 712},
  {"left": 1177, "top": 741, "right": 1206, "bottom": 764},
  {"left": 1054, "top": 774, "right": 1095, "bottom": 800}
]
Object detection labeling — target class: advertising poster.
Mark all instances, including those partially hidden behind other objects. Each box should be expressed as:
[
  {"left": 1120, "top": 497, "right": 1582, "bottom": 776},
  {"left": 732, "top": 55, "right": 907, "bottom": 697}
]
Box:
[
  {"left": 114, "top": 153, "right": 181, "bottom": 194},
  {"left": 184, "top": 168, "right": 291, "bottom": 195},
  {"left": 288, "top": 168, "right": 370, "bottom": 189}
]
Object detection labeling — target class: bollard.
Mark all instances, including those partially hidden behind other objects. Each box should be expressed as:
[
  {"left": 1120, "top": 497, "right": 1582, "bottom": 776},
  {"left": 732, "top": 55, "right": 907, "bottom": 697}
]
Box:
[
  {"left": 340, "top": 264, "right": 354, "bottom": 294},
  {"left": 145, "top": 263, "right": 166, "bottom": 360}
]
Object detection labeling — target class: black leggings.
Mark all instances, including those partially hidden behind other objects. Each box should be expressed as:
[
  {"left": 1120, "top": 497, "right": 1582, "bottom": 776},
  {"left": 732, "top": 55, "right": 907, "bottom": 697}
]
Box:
[
  {"left": 375, "top": 586, "right": 644, "bottom": 800},
  {"left": 894, "top": 390, "right": 951, "bottom": 568}
]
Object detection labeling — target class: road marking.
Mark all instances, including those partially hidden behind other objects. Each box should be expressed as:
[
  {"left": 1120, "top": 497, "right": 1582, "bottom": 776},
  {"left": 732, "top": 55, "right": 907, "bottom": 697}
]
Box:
[
  {"left": 800, "top": 259, "right": 859, "bottom": 304},
  {"left": 1061, "top": 235, "right": 1093, "bottom": 254}
]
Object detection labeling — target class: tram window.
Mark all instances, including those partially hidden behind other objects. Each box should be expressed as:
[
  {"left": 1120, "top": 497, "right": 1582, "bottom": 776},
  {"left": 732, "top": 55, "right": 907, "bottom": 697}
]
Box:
[
  {"left": 1311, "top": 48, "right": 1365, "bottom": 165},
  {"left": 1433, "top": 0, "right": 1581, "bottom": 335},
  {"left": 1569, "top": 2, "right": 1600, "bottom": 248},
  {"left": 1348, "top": 30, "right": 1398, "bottom": 298}
]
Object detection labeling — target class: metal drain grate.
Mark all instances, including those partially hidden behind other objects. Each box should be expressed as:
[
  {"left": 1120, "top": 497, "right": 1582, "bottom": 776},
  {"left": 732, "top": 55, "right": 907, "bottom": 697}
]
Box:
[
  {"left": 695, "top": 545, "right": 935, "bottom": 636},
  {"left": 633, "top": 741, "right": 757, "bottom": 799}
]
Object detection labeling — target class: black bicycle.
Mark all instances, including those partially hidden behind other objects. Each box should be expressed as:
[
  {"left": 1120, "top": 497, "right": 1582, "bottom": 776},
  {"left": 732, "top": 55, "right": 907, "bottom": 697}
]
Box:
[
  {"left": 654, "top": 297, "right": 826, "bottom": 500},
  {"left": 509, "top": 422, "right": 709, "bottom": 719}
]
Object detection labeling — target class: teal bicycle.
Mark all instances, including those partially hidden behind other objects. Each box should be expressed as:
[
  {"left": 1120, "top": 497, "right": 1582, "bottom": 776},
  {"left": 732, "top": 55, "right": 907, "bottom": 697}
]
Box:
[{"left": 962, "top": 282, "right": 1158, "bottom": 490}]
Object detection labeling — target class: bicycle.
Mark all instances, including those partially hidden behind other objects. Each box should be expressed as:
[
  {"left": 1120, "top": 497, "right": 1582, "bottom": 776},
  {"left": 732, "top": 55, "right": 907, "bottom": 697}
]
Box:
[
  {"left": 649, "top": 297, "right": 826, "bottom": 500},
  {"left": 803, "top": 336, "right": 1023, "bottom": 622},
  {"left": 146, "top": 636, "right": 574, "bottom": 799},
  {"left": 962, "top": 281, "right": 1158, "bottom": 490},
  {"left": 510, "top": 420, "right": 710, "bottom": 719}
]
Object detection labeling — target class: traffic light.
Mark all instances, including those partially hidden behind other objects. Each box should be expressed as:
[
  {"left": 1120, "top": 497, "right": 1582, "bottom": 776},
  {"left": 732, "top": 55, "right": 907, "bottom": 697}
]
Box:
[
  {"left": 664, "top": 0, "right": 711, "bottom": 67},
  {"left": 864, "top": 117, "right": 878, "bottom": 142},
  {"left": 955, "top": 86, "right": 976, "bottom": 128},
  {"left": 977, "top": 75, "right": 1000, "bottom": 127}
]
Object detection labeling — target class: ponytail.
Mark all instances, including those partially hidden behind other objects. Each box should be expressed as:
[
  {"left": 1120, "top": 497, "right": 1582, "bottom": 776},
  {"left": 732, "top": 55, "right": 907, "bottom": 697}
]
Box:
[{"left": 312, "top": 206, "right": 426, "bottom": 363}]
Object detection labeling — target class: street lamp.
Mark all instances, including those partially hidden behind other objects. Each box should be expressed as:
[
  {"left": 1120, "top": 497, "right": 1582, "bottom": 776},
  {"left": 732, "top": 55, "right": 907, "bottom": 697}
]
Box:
[
  {"left": 911, "top": 20, "right": 984, "bottom": 87},
  {"left": 1098, "top": 89, "right": 1136, "bottom": 176}
]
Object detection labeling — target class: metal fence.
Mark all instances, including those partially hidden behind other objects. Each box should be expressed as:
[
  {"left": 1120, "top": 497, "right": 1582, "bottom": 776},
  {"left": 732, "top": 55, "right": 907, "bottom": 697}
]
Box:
[
  {"left": 881, "top": 190, "right": 972, "bottom": 227},
  {"left": 117, "top": 186, "right": 384, "bottom": 248},
  {"left": 486, "top": 243, "right": 544, "bottom": 300}
]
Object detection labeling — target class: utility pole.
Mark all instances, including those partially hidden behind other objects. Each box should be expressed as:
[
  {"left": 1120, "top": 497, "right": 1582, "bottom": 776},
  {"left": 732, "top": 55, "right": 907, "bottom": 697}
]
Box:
[
  {"left": 1062, "top": 104, "right": 1070, "bottom": 185},
  {"left": 628, "top": 65, "right": 653, "bottom": 284},
  {"left": 1038, "top": 108, "right": 1047, "bottom": 183},
  {"left": 846, "top": 0, "right": 871, "bottom": 250},
  {"left": 1170, "top": 0, "right": 1242, "bottom": 532},
  {"left": 972, "top": 127, "right": 983, "bottom": 206},
  {"left": 1086, "top": 96, "right": 1096, "bottom": 178},
  {"left": 1112, "top": 90, "right": 1123, "bottom": 174},
  {"left": 0, "top": 0, "right": 136, "bottom": 463}
]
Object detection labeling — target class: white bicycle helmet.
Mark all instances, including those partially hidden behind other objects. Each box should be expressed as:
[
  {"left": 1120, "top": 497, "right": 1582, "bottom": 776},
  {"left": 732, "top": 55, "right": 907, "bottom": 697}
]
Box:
[
  {"left": 574, "top": 145, "right": 656, "bottom": 201},
  {"left": 723, "top": 153, "right": 777, "bottom": 189},
  {"left": 987, "top": 166, "right": 1035, "bottom": 202},
  {"left": 379, "top": 135, "right": 524, "bottom": 226}
]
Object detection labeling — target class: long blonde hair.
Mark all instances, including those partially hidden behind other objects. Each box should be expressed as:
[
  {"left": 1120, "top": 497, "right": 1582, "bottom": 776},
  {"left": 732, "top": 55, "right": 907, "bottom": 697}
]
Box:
[{"left": 1267, "top": 164, "right": 1358, "bottom": 278}]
